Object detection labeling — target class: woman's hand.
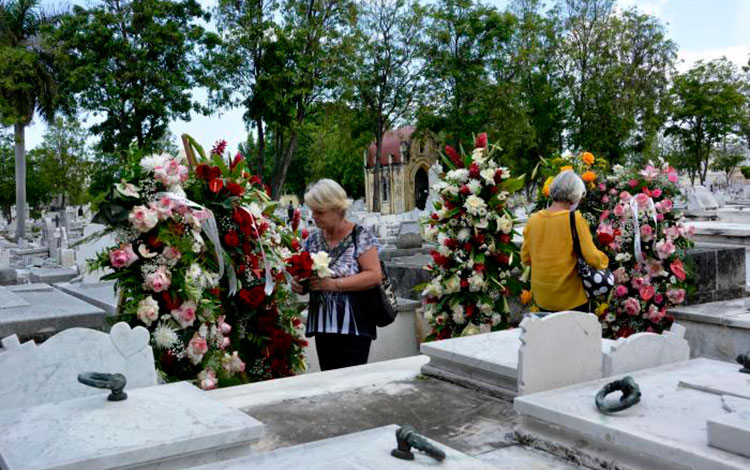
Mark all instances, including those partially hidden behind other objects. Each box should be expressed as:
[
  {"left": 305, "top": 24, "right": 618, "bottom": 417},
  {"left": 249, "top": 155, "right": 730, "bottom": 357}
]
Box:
[
  {"left": 290, "top": 277, "right": 306, "bottom": 294},
  {"left": 309, "top": 277, "right": 337, "bottom": 292}
]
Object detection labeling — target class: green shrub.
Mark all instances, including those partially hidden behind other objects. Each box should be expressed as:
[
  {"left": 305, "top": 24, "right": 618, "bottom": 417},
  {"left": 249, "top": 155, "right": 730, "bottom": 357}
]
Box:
[{"left": 741, "top": 166, "right": 750, "bottom": 179}]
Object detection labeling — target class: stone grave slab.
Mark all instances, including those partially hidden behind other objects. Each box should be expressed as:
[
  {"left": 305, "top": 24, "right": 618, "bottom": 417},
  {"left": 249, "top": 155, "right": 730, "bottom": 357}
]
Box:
[
  {"left": 0, "top": 322, "right": 156, "bottom": 410},
  {"left": 0, "top": 287, "right": 30, "bottom": 309},
  {"left": 518, "top": 312, "right": 602, "bottom": 395},
  {"left": 76, "top": 223, "right": 115, "bottom": 283},
  {"left": 0, "top": 283, "right": 106, "bottom": 342},
  {"left": 708, "top": 409, "right": 750, "bottom": 458},
  {"left": 186, "top": 425, "right": 497, "bottom": 470},
  {"left": 396, "top": 221, "right": 422, "bottom": 249},
  {"left": 0, "top": 381, "right": 263, "bottom": 470},
  {"left": 29, "top": 266, "right": 78, "bottom": 284},
  {"left": 602, "top": 324, "right": 690, "bottom": 376},
  {"left": 514, "top": 358, "right": 750, "bottom": 470},
  {"left": 55, "top": 281, "right": 118, "bottom": 314}
]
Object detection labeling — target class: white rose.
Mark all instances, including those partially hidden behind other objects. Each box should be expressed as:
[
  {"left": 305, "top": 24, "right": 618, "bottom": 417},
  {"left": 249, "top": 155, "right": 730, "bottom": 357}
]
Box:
[
  {"left": 443, "top": 276, "right": 461, "bottom": 294},
  {"left": 468, "top": 273, "right": 485, "bottom": 292},
  {"left": 451, "top": 304, "right": 466, "bottom": 324},
  {"left": 464, "top": 195, "right": 487, "bottom": 216},
  {"left": 311, "top": 251, "right": 333, "bottom": 278},
  {"left": 497, "top": 215, "right": 513, "bottom": 234},
  {"left": 136, "top": 296, "right": 160, "bottom": 326},
  {"left": 481, "top": 168, "right": 495, "bottom": 185}
]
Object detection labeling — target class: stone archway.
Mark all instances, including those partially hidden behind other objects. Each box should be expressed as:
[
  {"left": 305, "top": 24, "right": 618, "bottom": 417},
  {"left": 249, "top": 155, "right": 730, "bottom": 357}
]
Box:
[{"left": 414, "top": 167, "right": 429, "bottom": 210}]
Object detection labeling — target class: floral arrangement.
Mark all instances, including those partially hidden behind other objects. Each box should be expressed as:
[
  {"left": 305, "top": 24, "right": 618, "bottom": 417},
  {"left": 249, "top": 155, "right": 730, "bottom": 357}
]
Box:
[
  {"left": 89, "top": 138, "right": 306, "bottom": 388},
  {"left": 529, "top": 153, "right": 695, "bottom": 338},
  {"left": 421, "top": 133, "right": 526, "bottom": 339},
  {"left": 590, "top": 162, "right": 694, "bottom": 337}
]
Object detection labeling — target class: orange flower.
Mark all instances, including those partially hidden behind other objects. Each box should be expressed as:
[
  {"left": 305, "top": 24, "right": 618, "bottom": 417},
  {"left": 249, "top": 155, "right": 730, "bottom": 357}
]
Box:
[
  {"left": 520, "top": 289, "right": 533, "bottom": 305},
  {"left": 582, "top": 170, "right": 596, "bottom": 183},
  {"left": 542, "top": 176, "right": 554, "bottom": 197},
  {"left": 559, "top": 165, "right": 573, "bottom": 172},
  {"left": 581, "top": 152, "right": 595, "bottom": 166}
]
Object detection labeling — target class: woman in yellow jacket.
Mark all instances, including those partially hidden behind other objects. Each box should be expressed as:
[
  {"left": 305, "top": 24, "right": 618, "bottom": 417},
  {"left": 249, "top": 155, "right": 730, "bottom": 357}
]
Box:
[{"left": 521, "top": 170, "right": 609, "bottom": 312}]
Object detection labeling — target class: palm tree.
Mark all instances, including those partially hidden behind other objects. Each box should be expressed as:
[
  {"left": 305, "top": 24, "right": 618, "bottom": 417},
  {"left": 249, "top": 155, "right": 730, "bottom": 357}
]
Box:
[{"left": 0, "top": 0, "right": 58, "bottom": 242}]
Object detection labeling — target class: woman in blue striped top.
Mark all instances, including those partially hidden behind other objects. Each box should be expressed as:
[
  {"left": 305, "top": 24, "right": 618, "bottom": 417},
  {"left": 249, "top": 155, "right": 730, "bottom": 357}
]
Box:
[{"left": 291, "top": 179, "right": 382, "bottom": 370}]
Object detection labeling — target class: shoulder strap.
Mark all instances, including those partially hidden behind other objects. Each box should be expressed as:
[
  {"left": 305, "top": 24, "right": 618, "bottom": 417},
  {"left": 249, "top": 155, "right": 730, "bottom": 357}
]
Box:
[{"left": 569, "top": 210, "right": 583, "bottom": 258}]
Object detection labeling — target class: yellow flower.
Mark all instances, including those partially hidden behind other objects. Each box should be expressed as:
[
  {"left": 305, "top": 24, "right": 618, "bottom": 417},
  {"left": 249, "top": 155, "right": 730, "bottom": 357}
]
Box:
[
  {"left": 542, "top": 176, "right": 554, "bottom": 196},
  {"left": 520, "top": 289, "right": 533, "bottom": 305},
  {"left": 582, "top": 170, "right": 596, "bottom": 183},
  {"left": 529, "top": 305, "right": 540, "bottom": 313},
  {"left": 581, "top": 152, "right": 595, "bottom": 166},
  {"left": 595, "top": 303, "right": 609, "bottom": 316},
  {"left": 559, "top": 165, "right": 573, "bottom": 172}
]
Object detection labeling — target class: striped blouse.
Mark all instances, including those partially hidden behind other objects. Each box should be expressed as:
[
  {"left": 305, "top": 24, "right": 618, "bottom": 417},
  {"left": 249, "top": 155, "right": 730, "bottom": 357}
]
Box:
[{"left": 303, "top": 225, "right": 379, "bottom": 339}]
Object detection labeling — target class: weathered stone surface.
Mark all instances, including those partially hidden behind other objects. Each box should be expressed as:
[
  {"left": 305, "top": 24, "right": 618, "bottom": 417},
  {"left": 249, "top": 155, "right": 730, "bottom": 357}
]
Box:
[
  {"left": 602, "top": 323, "right": 690, "bottom": 376},
  {"left": 0, "top": 283, "right": 106, "bottom": 342},
  {"left": 518, "top": 312, "right": 602, "bottom": 396},
  {"left": 708, "top": 409, "right": 750, "bottom": 458},
  {"left": 55, "top": 281, "right": 118, "bottom": 315},
  {"left": 0, "top": 322, "right": 156, "bottom": 410},
  {"left": 28, "top": 266, "right": 78, "bottom": 284},
  {"left": 395, "top": 221, "right": 422, "bottom": 249},
  {"left": 685, "top": 243, "right": 746, "bottom": 305},
  {"left": 0, "top": 381, "right": 263, "bottom": 470}
]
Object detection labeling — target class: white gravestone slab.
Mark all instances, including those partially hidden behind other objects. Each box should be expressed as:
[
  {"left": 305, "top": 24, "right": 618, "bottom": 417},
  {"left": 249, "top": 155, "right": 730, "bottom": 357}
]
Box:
[
  {"left": 0, "top": 322, "right": 156, "bottom": 410},
  {"left": 0, "top": 287, "right": 31, "bottom": 309},
  {"left": 76, "top": 223, "right": 115, "bottom": 283},
  {"left": 0, "top": 381, "right": 264, "bottom": 470},
  {"left": 708, "top": 409, "right": 750, "bottom": 458},
  {"left": 0, "top": 250, "right": 9, "bottom": 269},
  {"left": 186, "top": 425, "right": 497, "bottom": 470},
  {"left": 517, "top": 311, "right": 602, "bottom": 396},
  {"left": 514, "top": 359, "right": 750, "bottom": 470},
  {"left": 602, "top": 323, "right": 690, "bottom": 377}
]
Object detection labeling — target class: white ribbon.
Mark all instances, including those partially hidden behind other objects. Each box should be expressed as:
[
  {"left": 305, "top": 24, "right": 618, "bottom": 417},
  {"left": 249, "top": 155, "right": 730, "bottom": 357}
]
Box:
[
  {"left": 629, "top": 196, "right": 659, "bottom": 264},
  {"left": 241, "top": 206, "right": 275, "bottom": 297}
]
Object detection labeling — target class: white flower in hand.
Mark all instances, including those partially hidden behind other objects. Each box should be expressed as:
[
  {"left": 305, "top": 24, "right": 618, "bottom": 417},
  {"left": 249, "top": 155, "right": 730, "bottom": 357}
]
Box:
[{"left": 311, "top": 251, "right": 333, "bottom": 278}]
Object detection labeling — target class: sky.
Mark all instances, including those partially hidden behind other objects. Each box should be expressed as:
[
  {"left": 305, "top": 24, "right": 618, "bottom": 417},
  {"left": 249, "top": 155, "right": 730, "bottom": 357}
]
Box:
[{"left": 24, "top": 0, "right": 750, "bottom": 154}]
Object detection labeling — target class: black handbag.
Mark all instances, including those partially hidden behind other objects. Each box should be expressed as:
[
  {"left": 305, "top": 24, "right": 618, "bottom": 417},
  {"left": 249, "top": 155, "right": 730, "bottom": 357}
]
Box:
[
  {"left": 352, "top": 225, "right": 398, "bottom": 327},
  {"left": 570, "top": 211, "right": 614, "bottom": 298}
]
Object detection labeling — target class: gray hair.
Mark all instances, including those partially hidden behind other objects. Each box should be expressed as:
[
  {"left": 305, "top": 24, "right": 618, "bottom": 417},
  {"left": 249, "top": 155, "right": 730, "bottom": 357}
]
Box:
[
  {"left": 549, "top": 170, "right": 586, "bottom": 204},
  {"left": 304, "top": 179, "right": 352, "bottom": 213}
]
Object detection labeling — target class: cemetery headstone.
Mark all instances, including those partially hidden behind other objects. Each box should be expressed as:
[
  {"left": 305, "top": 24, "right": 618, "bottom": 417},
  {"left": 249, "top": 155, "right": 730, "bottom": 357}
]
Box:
[
  {"left": 395, "top": 220, "right": 422, "bottom": 249},
  {"left": 76, "top": 223, "right": 115, "bottom": 283},
  {"left": 0, "top": 322, "right": 156, "bottom": 410},
  {"left": 517, "top": 311, "right": 602, "bottom": 395},
  {"left": 602, "top": 323, "right": 690, "bottom": 376}
]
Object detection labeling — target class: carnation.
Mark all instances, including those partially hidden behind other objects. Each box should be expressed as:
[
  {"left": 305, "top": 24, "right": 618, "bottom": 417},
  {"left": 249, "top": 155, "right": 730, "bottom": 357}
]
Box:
[{"left": 153, "top": 323, "right": 179, "bottom": 349}]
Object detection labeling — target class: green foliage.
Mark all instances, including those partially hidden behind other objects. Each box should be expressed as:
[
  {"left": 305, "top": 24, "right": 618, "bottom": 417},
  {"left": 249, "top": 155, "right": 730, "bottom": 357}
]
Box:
[
  {"left": 52, "top": 0, "right": 214, "bottom": 157},
  {"left": 666, "top": 58, "right": 747, "bottom": 185},
  {"left": 741, "top": 166, "right": 750, "bottom": 179}
]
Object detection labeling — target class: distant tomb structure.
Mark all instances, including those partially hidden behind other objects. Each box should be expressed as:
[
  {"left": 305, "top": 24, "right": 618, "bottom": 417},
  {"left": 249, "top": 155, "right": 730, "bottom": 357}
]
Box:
[{"left": 364, "top": 126, "right": 438, "bottom": 214}]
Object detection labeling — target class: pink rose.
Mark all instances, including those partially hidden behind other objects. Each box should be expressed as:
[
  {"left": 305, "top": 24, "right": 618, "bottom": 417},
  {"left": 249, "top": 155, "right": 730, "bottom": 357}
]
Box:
[
  {"left": 667, "top": 288, "right": 686, "bottom": 305},
  {"left": 680, "top": 224, "right": 695, "bottom": 239},
  {"left": 150, "top": 196, "right": 175, "bottom": 220},
  {"left": 635, "top": 192, "right": 650, "bottom": 208},
  {"left": 654, "top": 293, "right": 664, "bottom": 304},
  {"left": 143, "top": 266, "right": 171, "bottom": 292},
  {"left": 631, "top": 276, "right": 648, "bottom": 289},
  {"left": 656, "top": 214, "right": 664, "bottom": 222},
  {"left": 668, "top": 173, "right": 678, "bottom": 183},
  {"left": 198, "top": 369, "right": 218, "bottom": 390},
  {"left": 186, "top": 334, "right": 208, "bottom": 364},
  {"left": 651, "top": 188, "right": 662, "bottom": 198},
  {"left": 615, "top": 285, "right": 629, "bottom": 297},
  {"left": 223, "top": 351, "right": 246, "bottom": 373},
  {"left": 624, "top": 297, "right": 641, "bottom": 316},
  {"left": 129, "top": 205, "right": 159, "bottom": 232},
  {"left": 110, "top": 244, "right": 138, "bottom": 268},
  {"left": 601, "top": 196, "right": 610, "bottom": 204},
  {"left": 645, "top": 304, "right": 664, "bottom": 322},
  {"left": 600, "top": 209, "right": 610, "bottom": 221},
  {"left": 217, "top": 315, "right": 232, "bottom": 335},
  {"left": 614, "top": 267, "right": 629, "bottom": 284},
  {"left": 655, "top": 239, "right": 675, "bottom": 259},
  {"left": 609, "top": 188, "right": 618, "bottom": 195},
  {"left": 663, "top": 226, "right": 680, "bottom": 240},
  {"left": 163, "top": 246, "right": 182, "bottom": 261},
  {"left": 614, "top": 204, "right": 626, "bottom": 217},
  {"left": 171, "top": 300, "right": 197, "bottom": 328},
  {"left": 639, "top": 285, "right": 655, "bottom": 302},
  {"left": 628, "top": 179, "right": 639, "bottom": 188},
  {"left": 136, "top": 296, "right": 159, "bottom": 326},
  {"left": 599, "top": 183, "right": 606, "bottom": 191},
  {"left": 619, "top": 191, "right": 632, "bottom": 202},
  {"left": 641, "top": 224, "right": 654, "bottom": 242},
  {"left": 639, "top": 165, "right": 659, "bottom": 180},
  {"left": 647, "top": 259, "right": 664, "bottom": 277}
]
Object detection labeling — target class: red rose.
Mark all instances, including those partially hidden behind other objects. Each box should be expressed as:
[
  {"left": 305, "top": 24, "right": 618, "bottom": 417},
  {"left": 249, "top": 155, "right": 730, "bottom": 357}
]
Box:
[
  {"left": 287, "top": 252, "right": 314, "bottom": 278},
  {"left": 496, "top": 253, "right": 510, "bottom": 265},
  {"left": 238, "top": 285, "right": 266, "bottom": 309},
  {"left": 460, "top": 184, "right": 471, "bottom": 195},
  {"left": 226, "top": 182, "right": 245, "bottom": 196},
  {"left": 465, "top": 304, "right": 476, "bottom": 318},
  {"left": 597, "top": 232, "right": 614, "bottom": 246},
  {"left": 224, "top": 230, "right": 240, "bottom": 247},
  {"left": 474, "top": 263, "right": 485, "bottom": 273},
  {"left": 209, "top": 178, "right": 224, "bottom": 193},
  {"left": 473, "top": 234, "right": 485, "bottom": 245},
  {"left": 242, "top": 241, "right": 254, "bottom": 256},
  {"left": 431, "top": 213, "right": 439, "bottom": 220},
  {"left": 463, "top": 242, "right": 472, "bottom": 252},
  {"left": 498, "top": 234, "right": 510, "bottom": 244},
  {"left": 469, "top": 163, "right": 480, "bottom": 179},
  {"left": 444, "top": 238, "right": 458, "bottom": 250},
  {"left": 460, "top": 279, "right": 469, "bottom": 289},
  {"left": 162, "top": 291, "right": 182, "bottom": 310},
  {"left": 475, "top": 132, "right": 487, "bottom": 149}
]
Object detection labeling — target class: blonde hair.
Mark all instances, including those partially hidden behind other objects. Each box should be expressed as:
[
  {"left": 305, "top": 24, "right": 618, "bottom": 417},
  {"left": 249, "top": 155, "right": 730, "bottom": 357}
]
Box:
[
  {"left": 304, "top": 179, "right": 352, "bottom": 213},
  {"left": 549, "top": 170, "right": 586, "bottom": 204}
]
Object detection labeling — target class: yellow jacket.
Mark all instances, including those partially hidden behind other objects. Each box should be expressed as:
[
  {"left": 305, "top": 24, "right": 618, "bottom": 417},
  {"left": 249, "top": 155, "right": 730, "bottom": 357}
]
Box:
[{"left": 521, "top": 209, "right": 609, "bottom": 311}]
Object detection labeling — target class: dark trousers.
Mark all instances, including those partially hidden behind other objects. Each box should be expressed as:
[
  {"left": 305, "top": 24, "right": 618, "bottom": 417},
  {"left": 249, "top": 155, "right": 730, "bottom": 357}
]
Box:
[{"left": 315, "top": 333, "right": 372, "bottom": 371}]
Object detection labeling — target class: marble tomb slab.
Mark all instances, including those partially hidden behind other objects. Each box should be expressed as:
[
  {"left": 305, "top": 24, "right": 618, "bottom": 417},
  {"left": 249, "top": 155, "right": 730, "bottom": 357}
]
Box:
[
  {"left": 0, "top": 283, "right": 106, "bottom": 341},
  {"left": 187, "top": 425, "right": 498, "bottom": 470},
  {"left": 0, "top": 381, "right": 264, "bottom": 470},
  {"left": 55, "top": 281, "right": 118, "bottom": 315},
  {"left": 514, "top": 358, "right": 750, "bottom": 470},
  {"left": 708, "top": 409, "right": 750, "bottom": 458},
  {"left": 0, "top": 322, "right": 156, "bottom": 410}
]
